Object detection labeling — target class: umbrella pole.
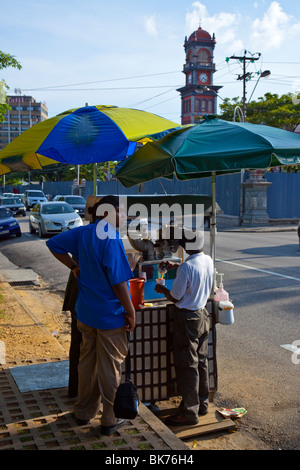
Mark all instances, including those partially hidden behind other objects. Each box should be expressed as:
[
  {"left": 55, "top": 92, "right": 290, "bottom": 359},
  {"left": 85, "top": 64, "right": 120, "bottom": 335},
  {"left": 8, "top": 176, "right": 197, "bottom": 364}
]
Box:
[
  {"left": 210, "top": 171, "right": 217, "bottom": 287},
  {"left": 93, "top": 163, "right": 97, "bottom": 195}
]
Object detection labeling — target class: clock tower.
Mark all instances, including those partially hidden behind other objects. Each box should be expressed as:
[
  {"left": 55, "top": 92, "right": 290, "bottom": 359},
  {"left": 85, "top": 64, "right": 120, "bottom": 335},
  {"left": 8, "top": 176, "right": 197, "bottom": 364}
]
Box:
[{"left": 177, "top": 26, "right": 222, "bottom": 124}]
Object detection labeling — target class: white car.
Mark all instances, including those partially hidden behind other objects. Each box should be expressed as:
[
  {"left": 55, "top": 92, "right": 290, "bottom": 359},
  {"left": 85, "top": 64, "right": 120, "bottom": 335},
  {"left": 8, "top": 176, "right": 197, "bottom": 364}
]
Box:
[
  {"left": 22, "top": 190, "right": 48, "bottom": 210},
  {"left": 29, "top": 201, "right": 83, "bottom": 238}
]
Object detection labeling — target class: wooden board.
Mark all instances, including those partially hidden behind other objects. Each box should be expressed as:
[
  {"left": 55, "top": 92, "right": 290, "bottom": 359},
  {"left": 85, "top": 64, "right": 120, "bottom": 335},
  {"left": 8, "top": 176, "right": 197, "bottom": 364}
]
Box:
[{"left": 155, "top": 403, "right": 237, "bottom": 440}]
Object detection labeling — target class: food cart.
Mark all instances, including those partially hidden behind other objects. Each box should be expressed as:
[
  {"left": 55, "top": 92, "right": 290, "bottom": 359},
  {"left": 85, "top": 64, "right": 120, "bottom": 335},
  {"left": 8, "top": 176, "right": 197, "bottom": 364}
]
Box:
[{"left": 120, "top": 194, "right": 222, "bottom": 404}]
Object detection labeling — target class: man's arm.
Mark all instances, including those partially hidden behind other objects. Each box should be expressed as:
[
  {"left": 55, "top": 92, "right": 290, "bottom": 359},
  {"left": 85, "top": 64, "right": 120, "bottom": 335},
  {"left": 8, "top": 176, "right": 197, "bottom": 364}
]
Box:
[
  {"left": 112, "top": 281, "right": 136, "bottom": 332},
  {"left": 154, "top": 284, "right": 180, "bottom": 303},
  {"left": 159, "top": 260, "right": 180, "bottom": 271}
]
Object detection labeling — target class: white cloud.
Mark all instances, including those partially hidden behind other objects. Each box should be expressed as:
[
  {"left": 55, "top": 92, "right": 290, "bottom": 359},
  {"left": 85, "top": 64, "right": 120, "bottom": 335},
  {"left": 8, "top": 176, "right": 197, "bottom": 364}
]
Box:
[
  {"left": 143, "top": 15, "right": 158, "bottom": 37},
  {"left": 185, "top": 1, "right": 241, "bottom": 48},
  {"left": 251, "top": 1, "right": 300, "bottom": 50}
]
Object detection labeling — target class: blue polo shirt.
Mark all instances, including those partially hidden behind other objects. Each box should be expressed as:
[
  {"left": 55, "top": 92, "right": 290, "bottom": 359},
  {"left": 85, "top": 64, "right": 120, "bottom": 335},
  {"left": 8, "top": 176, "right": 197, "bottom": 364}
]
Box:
[{"left": 46, "top": 220, "right": 133, "bottom": 329}]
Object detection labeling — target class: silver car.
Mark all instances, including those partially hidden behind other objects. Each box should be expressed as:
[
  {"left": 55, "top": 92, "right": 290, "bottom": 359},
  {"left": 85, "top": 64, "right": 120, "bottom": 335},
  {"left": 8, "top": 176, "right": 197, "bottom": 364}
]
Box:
[
  {"left": 0, "top": 197, "right": 26, "bottom": 216},
  {"left": 29, "top": 201, "right": 83, "bottom": 238},
  {"left": 56, "top": 195, "right": 86, "bottom": 217}
]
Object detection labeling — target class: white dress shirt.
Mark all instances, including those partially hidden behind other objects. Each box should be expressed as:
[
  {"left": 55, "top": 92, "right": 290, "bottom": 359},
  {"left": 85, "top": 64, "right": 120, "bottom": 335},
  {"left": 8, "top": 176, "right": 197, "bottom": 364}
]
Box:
[{"left": 170, "top": 253, "right": 214, "bottom": 310}]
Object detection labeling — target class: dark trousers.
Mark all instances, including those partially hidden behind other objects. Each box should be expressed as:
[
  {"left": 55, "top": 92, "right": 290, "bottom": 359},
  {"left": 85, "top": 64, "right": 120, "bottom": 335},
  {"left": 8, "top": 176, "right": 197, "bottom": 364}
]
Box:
[
  {"left": 172, "top": 305, "right": 210, "bottom": 419},
  {"left": 68, "top": 311, "right": 82, "bottom": 397}
]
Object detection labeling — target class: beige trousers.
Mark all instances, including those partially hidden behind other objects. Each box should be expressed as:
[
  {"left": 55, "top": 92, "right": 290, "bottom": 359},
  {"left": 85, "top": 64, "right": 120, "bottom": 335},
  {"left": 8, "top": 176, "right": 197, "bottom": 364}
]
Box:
[{"left": 74, "top": 320, "right": 128, "bottom": 426}]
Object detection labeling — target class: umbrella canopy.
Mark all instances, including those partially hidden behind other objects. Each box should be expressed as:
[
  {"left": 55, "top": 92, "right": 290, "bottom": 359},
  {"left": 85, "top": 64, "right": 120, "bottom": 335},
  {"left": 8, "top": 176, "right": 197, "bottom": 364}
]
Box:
[
  {"left": 0, "top": 105, "right": 181, "bottom": 176},
  {"left": 116, "top": 118, "right": 300, "bottom": 187}
]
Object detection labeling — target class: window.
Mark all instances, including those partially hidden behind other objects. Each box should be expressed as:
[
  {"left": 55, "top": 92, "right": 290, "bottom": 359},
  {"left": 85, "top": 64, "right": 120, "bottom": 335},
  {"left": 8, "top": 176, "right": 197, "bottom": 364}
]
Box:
[
  {"left": 201, "top": 100, "right": 207, "bottom": 113},
  {"left": 183, "top": 99, "right": 191, "bottom": 114},
  {"left": 208, "top": 100, "right": 214, "bottom": 113},
  {"left": 186, "top": 50, "right": 193, "bottom": 64},
  {"left": 197, "top": 48, "right": 211, "bottom": 65}
]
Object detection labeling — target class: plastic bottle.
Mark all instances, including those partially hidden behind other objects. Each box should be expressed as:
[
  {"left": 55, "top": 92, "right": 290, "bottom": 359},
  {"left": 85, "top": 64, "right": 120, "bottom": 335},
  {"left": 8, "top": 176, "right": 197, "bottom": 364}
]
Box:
[
  {"left": 214, "top": 273, "right": 229, "bottom": 301},
  {"left": 218, "top": 300, "right": 234, "bottom": 325}
]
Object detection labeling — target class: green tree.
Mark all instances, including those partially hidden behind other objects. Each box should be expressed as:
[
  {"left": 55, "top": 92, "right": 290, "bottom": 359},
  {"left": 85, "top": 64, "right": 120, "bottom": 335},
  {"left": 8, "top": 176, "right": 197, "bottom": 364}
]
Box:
[
  {"left": 219, "top": 92, "right": 300, "bottom": 132},
  {"left": 0, "top": 51, "right": 22, "bottom": 122},
  {"left": 4, "top": 161, "right": 116, "bottom": 185},
  {"left": 218, "top": 92, "right": 300, "bottom": 172}
]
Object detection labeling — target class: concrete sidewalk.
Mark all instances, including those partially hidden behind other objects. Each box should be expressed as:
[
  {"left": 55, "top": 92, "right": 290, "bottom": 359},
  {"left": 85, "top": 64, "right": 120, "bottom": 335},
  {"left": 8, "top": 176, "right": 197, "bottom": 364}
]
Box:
[
  {"left": 0, "top": 277, "right": 188, "bottom": 451},
  {"left": 0, "top": 235, "right": 276, "bottom": 451},
  {"left": 0, "top": 282, "right": 269, "bottom": 451},
  {"left": 0, "top": 360, "right": 188, "bottom": 451},
  {"left": 215, "top": 222, "right": 298, "bottom": 233}
]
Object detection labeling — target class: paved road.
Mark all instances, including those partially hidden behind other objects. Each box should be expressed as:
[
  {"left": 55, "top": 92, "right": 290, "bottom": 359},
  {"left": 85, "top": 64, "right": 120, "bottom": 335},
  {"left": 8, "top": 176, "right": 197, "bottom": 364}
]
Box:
[
  {"left": 0, "top": 215, "right": 80, "bottom": 292},
  {"left": 210, "top": 230, "right": 300, "bottom": 450},
  {"left": 1, "top": 216, "right": 299, "bottom": 449}
]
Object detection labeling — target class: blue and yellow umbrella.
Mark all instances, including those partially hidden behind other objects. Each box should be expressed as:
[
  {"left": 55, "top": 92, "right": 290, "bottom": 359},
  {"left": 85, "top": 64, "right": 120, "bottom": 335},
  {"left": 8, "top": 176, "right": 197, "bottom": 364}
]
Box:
[{"left": 0, "top": 105, "right": 181, "bottom": 176}]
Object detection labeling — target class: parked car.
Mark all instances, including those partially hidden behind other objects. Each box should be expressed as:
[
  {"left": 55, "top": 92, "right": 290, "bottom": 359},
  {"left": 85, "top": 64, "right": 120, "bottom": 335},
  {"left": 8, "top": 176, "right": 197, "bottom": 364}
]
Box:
[
  {"left": 22, "top": 190, "right": 47, "bottom": 210},
  {"left": 0, "top": 197, "right": 26, "bottom": 216},
  {"left": 56, "top": 195, "right": 86, "bottom": 217},
  {"left": 29, "top": 201, "right": 83, "bottom": 238},
  {"left": 1, "top": 192, "right": 15, "bottom": 198},
  {"left": 0, "top": 208, "right": 21, "bottom": 239}
]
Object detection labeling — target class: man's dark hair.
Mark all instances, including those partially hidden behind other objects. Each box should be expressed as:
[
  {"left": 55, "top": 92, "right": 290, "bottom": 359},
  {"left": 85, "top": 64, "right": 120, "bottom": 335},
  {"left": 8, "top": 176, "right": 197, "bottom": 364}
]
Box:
[{"left": 88, "top": 195, "right": 119, "bottom": 220}]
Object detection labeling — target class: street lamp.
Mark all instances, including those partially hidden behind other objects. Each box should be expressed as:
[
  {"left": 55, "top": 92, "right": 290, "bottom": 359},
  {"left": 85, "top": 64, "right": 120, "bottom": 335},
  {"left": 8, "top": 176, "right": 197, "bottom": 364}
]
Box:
[{"left": 248, "top": 70, "right": 271, "bottom": 104}]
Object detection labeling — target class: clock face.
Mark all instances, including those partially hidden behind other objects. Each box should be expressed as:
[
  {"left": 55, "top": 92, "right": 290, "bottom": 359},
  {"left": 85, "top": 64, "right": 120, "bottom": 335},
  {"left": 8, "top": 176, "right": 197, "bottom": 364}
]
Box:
[{"left": 199, "top": 73, "right": 208, "bottom": 83}]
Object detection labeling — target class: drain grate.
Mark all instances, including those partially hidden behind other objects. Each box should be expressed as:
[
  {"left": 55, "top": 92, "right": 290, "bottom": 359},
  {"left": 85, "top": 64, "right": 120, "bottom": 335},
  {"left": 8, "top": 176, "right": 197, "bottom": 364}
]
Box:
[{"left": 9, "top": 281, "right": 39, "bottom": 287}]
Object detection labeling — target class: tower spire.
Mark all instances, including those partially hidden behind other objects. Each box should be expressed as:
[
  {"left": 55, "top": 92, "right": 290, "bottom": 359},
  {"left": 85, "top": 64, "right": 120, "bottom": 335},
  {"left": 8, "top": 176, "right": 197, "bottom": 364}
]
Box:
[{"left": 177, "top": 25, "right": 222, "bottom": 124}]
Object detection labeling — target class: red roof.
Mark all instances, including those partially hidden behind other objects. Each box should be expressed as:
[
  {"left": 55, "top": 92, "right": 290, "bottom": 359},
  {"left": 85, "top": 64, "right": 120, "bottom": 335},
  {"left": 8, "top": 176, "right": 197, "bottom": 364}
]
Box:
[{"left": 188, "top": 27, "right": 212, "bottom": 42}]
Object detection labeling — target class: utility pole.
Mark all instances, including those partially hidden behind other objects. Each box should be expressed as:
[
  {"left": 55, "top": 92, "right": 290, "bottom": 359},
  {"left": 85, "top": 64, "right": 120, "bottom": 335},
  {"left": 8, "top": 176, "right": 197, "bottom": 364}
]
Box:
[{"left": 229, "top": 51, "right": 261, "bottom": 119}]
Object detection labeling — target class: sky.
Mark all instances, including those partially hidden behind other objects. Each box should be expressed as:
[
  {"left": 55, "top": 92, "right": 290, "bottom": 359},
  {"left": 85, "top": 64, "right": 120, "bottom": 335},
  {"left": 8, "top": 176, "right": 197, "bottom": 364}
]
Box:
[{"left": 2, "top": 0, "right": 300, "bottom": 123}]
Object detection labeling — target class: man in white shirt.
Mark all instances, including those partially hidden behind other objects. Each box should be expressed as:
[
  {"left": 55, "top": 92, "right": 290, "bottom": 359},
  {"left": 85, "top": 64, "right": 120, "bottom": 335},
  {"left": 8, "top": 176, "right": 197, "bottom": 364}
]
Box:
[{"left": 155, "top": 229, "right": 214, "bottom": 426}]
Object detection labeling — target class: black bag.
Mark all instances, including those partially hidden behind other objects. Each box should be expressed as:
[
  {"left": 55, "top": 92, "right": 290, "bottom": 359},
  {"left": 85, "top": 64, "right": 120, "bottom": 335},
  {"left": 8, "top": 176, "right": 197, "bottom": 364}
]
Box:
[{"left": 113, "top": 336, "right": 139, "bottom": 420}]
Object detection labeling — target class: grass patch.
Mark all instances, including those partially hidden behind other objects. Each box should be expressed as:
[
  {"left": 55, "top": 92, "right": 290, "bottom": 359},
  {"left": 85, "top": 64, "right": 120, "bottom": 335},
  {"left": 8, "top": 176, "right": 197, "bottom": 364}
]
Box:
[{"left": 0, "top": 288, "right": 9, "bottom": 320}]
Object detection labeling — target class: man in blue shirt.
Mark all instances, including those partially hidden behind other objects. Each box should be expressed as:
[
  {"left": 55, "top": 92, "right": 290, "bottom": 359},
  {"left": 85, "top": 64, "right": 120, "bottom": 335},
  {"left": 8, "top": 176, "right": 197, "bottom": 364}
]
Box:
[{"left": 46, "top": 196, "right": 135, "bottom": 435}]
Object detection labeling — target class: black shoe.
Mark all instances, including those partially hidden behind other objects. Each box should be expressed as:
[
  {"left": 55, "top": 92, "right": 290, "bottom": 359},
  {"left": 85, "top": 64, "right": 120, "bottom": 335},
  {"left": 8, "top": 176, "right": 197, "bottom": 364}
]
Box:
[
  {"left": 198, "top": 408, "right": 208, "bottom": 416},
  {"left": 100, "top": 419, "right": 125, "bottom": 436},
  {"left": 73, "top": 414, "right": 90, "bottom": 426},
  {"left": 165, "top": 413, "right": 198, "bottom": 427}
]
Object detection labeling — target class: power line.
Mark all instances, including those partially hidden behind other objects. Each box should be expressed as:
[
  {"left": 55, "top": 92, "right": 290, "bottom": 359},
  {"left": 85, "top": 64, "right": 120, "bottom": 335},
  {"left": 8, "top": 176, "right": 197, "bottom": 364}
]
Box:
[
  {"left": 24, "top": 85, "right": 181, "bottom": 92},
  {"left": 127, "top": 86, "right": 182, "bottom": 108},
  {"left": 144, "top": 95, "right": 180, "bottom": 110},
  {"left": 22, "top": 71, "right": 181, "bottom": 92},
  {"left": 263, "top": 61, "right": 300, "bottom": 64}
]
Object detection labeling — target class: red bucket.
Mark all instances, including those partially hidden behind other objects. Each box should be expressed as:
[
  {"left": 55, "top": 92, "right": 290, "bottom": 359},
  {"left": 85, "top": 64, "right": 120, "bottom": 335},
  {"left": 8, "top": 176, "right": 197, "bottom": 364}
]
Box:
[{"left": 129, "top": 278, "right": 145, "bottom": 309}]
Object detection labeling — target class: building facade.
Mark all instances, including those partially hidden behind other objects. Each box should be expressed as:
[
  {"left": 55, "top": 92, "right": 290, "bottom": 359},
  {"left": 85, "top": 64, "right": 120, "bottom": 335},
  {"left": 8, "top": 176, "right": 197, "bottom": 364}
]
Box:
[
  {"left": 177, "top": 26, "right": 222, "bottom": 124},
  {"left": 0, "top": 95, "right": 48, "bottom": 151}
]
